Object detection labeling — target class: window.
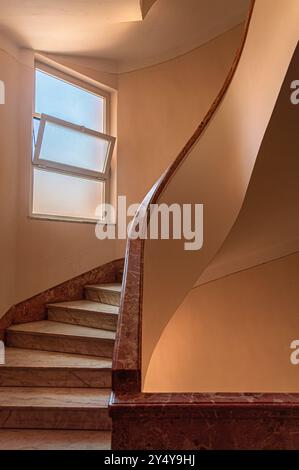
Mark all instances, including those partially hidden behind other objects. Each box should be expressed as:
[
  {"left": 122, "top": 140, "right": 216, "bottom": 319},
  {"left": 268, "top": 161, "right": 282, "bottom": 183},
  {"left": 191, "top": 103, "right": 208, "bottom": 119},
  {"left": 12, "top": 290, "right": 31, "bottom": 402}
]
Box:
[{"left": 31, "top": 64, "right": 115, "bottom": 223}]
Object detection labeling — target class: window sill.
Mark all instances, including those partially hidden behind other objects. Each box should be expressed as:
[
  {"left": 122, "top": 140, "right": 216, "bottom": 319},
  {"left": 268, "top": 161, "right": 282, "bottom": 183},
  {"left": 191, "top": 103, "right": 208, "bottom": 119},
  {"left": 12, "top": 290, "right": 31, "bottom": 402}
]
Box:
[{"left": 29, "top": 213, "right": 116, "bottom": 225}]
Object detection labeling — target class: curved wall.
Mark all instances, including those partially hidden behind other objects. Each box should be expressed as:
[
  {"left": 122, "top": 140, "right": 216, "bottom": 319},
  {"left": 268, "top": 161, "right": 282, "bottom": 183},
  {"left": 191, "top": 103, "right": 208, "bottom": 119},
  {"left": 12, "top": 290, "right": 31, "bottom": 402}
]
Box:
[
  {"left": 197, "top": 42, "right": 299, "bottom": 286},
  {"left": 145, "top": 253, "right": 299, "bottom": 392},
  {"left": 145, "top": 39, "right": 299, "bottom": 391},
  {"left": 142, "top": 0, "right": 299, "bottom": 388},
  {"left": 116, "top": 25, "right": 243, "bottom": 256}
]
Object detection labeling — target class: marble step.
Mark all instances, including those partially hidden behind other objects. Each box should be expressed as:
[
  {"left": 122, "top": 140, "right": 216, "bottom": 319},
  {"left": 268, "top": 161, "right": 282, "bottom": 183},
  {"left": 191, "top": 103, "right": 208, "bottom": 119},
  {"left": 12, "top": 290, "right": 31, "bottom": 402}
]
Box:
[
  {"left": 85, "top": 284, "right": 122, "bottom": 306},
  {"left": 6, "top": 321, "right": 115, "bottom": 358},
  {"left": 0, "top": 387, "right": 111, "bottom": 430},
  {"left": 0, "top": 429, "right": 111, "bottom": 450},
  {"left": 0, "top": 347, "right": 112, "bottom": 388},
  {"left": 47, "top": 300, "right": 119, "bottom": 331}
]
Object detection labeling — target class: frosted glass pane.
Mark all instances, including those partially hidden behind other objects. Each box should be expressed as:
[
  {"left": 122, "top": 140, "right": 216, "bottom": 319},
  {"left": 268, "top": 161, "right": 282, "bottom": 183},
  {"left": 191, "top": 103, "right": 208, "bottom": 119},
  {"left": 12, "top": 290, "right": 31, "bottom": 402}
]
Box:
[
  {"left": 35, "top": 70, "right": 104, "bottom": 132},
  {"left": 32, "top": 168, "right": 103, "bottom": 220},
  {"left": 40, "top": 121, "right": 110, "bottom": 173}
]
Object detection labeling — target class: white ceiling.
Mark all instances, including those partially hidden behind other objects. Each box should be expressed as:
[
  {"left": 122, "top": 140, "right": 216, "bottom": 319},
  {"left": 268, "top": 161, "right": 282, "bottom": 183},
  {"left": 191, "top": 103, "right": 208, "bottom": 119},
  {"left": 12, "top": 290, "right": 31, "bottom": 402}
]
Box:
[{"left": 0, "top": 0, "right": 250, "bottom": 72}]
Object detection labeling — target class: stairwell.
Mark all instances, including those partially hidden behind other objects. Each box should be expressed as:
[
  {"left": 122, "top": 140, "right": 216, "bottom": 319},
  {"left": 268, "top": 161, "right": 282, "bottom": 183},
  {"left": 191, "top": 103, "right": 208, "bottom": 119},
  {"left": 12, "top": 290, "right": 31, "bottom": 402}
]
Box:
[{"left": 0, "top": 279, "right": 122, "bottom": 450}]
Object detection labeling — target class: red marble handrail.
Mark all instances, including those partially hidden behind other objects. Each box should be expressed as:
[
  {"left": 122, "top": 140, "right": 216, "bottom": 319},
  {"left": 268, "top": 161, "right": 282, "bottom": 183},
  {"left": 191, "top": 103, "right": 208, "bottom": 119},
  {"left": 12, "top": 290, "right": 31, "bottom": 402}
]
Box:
[{"left": 112, "top": 0, "right": 256, "bottom": 394}]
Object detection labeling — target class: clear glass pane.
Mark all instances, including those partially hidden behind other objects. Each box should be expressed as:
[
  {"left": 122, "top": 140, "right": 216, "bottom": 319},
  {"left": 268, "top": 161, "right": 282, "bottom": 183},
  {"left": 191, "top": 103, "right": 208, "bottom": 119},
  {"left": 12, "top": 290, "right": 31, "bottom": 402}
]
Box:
[
  {"left": 35, "top": 69, "right": 105, "bottom": 132},
  {"left": 39, "top": 120, "right": 110, "bottom": 173},
  {"left": 32, "top": 168, "right": 103, "bottom": 220}
]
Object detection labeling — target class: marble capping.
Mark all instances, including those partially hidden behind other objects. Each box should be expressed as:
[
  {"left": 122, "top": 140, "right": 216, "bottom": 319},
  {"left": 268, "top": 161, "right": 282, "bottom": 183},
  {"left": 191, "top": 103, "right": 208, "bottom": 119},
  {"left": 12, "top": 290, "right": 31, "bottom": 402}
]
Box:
[
  {"left": 111, "top": 392, "right": 299, "bottom": 407},
  {"left": 110, "top": 392, "right": 299, "bottom": 450},
  {"left": 111, "top": 412, "right": 299, "bottom": 450},
  {"left": 0, "top": 258, "right": 124, "bottom": 342}
]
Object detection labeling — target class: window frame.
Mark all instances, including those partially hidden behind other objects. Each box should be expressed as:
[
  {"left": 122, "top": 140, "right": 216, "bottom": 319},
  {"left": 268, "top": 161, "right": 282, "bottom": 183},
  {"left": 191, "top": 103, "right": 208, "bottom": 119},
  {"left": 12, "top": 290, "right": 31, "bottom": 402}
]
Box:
[
  {"left": 34, "top": 62, "right": 111, "bottom": 134},
  {"left": 31, "top": 61, "right": 114, "bottom": 224},
  {"left": 33, "top": 113, "right": 115, "bottom": 181}
]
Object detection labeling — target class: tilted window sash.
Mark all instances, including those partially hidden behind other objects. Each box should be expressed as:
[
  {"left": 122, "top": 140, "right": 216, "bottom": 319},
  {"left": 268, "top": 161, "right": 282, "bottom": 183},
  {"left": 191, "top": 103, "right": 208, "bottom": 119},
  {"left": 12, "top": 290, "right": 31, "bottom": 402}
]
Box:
[{"left": 33, "top": 114, "right": 116, "bottom": 181}]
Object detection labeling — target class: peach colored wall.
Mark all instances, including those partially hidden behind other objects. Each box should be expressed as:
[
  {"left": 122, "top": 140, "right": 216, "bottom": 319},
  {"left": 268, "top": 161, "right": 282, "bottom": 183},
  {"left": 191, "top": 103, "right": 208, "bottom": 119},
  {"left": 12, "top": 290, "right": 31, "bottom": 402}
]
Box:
[
  {"left": 145, "top": 253, "right": 299, "bottom": 392},
  {"left": 0, "top": 46, "right": 19, "bottom": 316},
  {"left": 116, "top": 25, "right": 243, "bottom": 256},
  {"left": 196, "top": 42, "right": 299, "bottom": 287},
  {"left": 40, "top": 53, "right": 118, "bottom": 91}
]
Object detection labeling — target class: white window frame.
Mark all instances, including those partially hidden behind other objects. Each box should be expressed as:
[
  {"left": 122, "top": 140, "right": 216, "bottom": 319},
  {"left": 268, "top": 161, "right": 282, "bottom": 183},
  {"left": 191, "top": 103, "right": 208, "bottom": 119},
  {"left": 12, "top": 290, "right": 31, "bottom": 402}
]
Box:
[
  {"left": 33, "top": 113, "right": 115, "bottom": 181},
  {"left": 31, "top": 62, "right": 115, "bottom": 224}
]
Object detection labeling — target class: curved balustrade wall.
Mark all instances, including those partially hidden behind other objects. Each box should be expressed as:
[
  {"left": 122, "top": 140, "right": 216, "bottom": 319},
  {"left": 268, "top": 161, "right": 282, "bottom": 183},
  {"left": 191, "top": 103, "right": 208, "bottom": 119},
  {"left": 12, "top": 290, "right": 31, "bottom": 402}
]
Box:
[{"left": 141, "top": 0, "right": 299, "bottom": 388}]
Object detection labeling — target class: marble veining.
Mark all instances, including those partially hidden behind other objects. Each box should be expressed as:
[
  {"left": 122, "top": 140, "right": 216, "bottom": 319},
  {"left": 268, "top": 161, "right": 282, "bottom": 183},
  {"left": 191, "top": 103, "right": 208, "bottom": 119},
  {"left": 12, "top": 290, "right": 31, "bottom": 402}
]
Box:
[
  {"left": 0, "top": 258, "right": 124, "bottom": 340},
  {"left": 85, "top": 284, "right": 121, "bottom": 306},
  {"left": 48, "top": 300, "right": 119, "bottom": 314},
  {"left": 0, "top": 430, "right": 111, "bottom": 450},
  {"left": 7, "top": 320, "right": 116, "bottom": 339},
  {"left": 0, "top": 263, "right": 123, "bottom": 439},
  {"left": 1, "top": 347, "right": 112, "bottom": 368},
  {"left": 0, "top": 387, "right": 110, "bottom": 408}
]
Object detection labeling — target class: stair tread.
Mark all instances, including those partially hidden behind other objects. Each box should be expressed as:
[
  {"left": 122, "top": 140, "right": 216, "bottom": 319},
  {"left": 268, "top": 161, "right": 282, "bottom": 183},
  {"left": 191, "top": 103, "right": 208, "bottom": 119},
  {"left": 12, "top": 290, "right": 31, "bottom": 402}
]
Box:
[
  {"left": 48, "top": 300, "right": 119, "bottom": 315},
  {"left": 0, "top": 429, "right": 111, "bottom": 450},
  {"left": 0, "top": 348, "right": 112, "bottom": 369},
  {"left": 0, "top": 387, "right": 110, "bottom": 408},
  {"left": 85, "top": 283, "right": 122, "bottom": 292},
  {"left": 7, "top": 321, "right": 116, "bottom": 340}
]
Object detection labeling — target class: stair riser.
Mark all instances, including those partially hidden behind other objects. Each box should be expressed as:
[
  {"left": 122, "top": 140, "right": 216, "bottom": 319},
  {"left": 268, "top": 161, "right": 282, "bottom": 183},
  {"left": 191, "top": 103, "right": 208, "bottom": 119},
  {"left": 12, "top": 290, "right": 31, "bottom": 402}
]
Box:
[
  {"left": 85, "top": 289, "right": 121, "bottom": 307},
  {"left": 0, "top": 368, "right": 111, "bottom": 388},
  {"left": 6, "top": 332, "right": 114, "bottom": 358},
  {"left": 0, "top": 409, "right": 111, "bottom": 430},
  {"left": 47, "top": 308, "right": 118, "bottom": 331},
  {"left": 0, "top": 429, "right": 112, "bottom": 450}
]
